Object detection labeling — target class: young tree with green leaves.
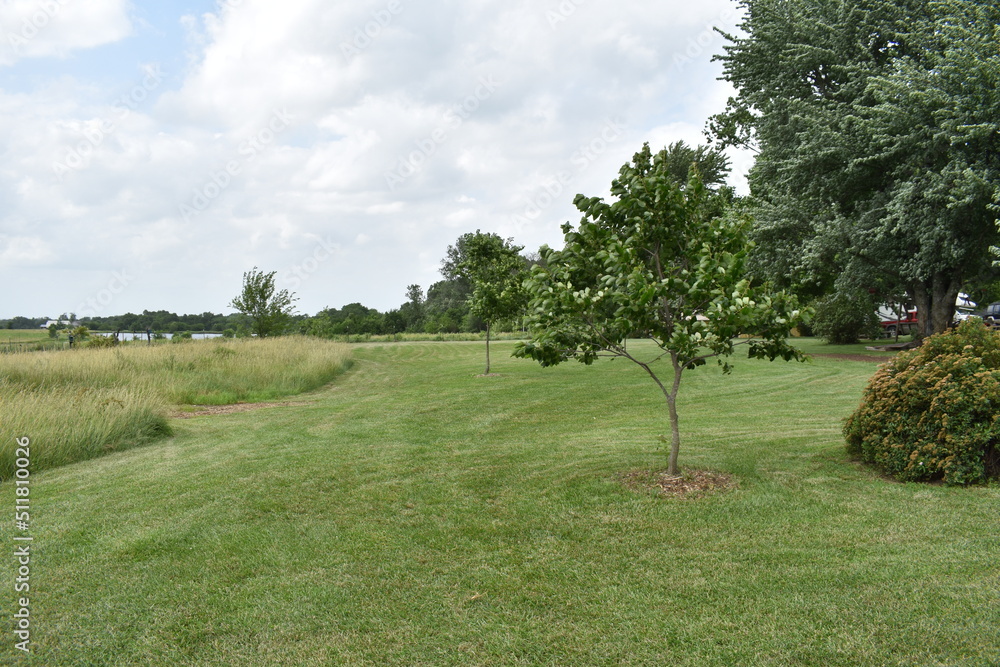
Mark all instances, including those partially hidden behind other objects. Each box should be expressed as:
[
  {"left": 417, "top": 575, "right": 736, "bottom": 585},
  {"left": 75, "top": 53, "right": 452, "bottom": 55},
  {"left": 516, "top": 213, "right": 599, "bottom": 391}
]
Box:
[
  {"left": 229, "top": 267, "right": 298, "bottom": 338},
  {"left": 514, "top": 144, "right": 807, "bottom": 475},
  {"left": 449, "top": 231, "right": 527, "bottom": 374}
]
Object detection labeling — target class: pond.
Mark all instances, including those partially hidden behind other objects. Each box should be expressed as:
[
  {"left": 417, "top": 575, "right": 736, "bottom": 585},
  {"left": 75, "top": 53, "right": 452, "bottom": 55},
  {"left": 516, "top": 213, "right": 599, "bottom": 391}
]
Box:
[{"left": 93, "top": 332, "right": 225, "bottom": 341}]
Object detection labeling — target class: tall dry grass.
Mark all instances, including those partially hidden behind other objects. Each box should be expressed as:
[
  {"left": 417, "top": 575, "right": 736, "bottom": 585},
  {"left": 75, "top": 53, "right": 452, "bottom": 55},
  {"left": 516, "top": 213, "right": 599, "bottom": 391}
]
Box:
[{"left": 0, "top": 336, "right": 351, "bottom": 477}]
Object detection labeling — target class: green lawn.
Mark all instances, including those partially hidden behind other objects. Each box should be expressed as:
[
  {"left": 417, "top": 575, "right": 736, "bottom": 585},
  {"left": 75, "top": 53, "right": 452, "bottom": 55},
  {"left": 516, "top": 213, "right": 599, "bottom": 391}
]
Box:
[
  {"left": 0, "top": 330, "right": 51, "bottom": 341},
  {"left": 0, "top": 330, "right": 60, "bottom": 353},
  {"left": 2, "top": 340, "right": 997, "bottom": 665}
]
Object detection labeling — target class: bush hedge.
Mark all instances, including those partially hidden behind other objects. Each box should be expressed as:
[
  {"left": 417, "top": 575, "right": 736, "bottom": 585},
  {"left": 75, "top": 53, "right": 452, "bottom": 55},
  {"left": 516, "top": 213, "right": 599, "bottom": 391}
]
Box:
[
  {"left": 844, "top": 319, "right": 1000, "bottom": 485},
  {"left": 812, "top": 290, "right": 881, "bottom": 344}
]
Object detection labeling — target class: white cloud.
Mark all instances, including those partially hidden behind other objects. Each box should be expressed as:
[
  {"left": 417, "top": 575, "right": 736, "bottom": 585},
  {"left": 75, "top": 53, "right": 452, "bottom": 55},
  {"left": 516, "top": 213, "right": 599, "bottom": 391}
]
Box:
[
  {"left": 0, "top": 0, "right": 132, "bottom": 66},
  {"left": 0, "top": 0, "right": 751, "bottom": 318},
  {"left": 0, "top": 235, "right": 55, "bottom": 264}
]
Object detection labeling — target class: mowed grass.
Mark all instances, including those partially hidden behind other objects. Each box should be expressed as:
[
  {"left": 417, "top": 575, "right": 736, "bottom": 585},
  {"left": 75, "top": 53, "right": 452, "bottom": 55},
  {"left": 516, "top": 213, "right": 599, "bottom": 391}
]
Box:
[
  {"left": 1, "top": 340, "right": 997, "bottom": 665},
  {"left": 0, "top": 337, "right": 351, "bottom": 477},
  {"left": 0, "top": 330, "right": 63, "bottom": 354},
  {"left": 0, "top": 330, "right": 51, "bottom": 343}
]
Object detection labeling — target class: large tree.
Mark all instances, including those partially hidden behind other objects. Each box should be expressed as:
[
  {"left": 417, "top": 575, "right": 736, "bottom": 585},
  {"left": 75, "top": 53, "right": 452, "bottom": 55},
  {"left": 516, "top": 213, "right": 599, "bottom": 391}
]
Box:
[
  {"left": 514, "top": 144, "right": 806, "bottom": 475},
  {"left": 449, "top": 231, "right": 527, "bottom": 374},
  {"left": 229, "top": 267, "right": 298, "bottom": 338},
  {"left": 712, "top": 0, "right": 1000, "bottom": 336}
]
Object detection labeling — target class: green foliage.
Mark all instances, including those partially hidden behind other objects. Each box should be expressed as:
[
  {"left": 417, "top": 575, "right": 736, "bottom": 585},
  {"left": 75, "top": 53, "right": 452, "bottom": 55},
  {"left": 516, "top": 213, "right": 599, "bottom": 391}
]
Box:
[
  {"left": 305, "top": 303, "right": 387, "bottom": 337},
  {"left": 85, "top": 334, "right": 118, "bottom": 349},
  {"left": 844, "top": 320, "right": 1000, "bottom": 485},
  {"left": 658, "top": 140, "right": 731, "bottom": 188},
  {"left": 714, "top": 0, "right": 1000, "bottom": 336},
  {"left": 222, "top": 329, "right": 235, "bottom": 338},
  {"left": 515, "top": 142, "right": 807, "bottom": 473},
  {"left": 76, "top": 310, "right": 238, "bottom": 333},
  {"left": 425, "top": 278, "right": 480, "bottom": 333},
  {"left": 229, "top": 266, "right": 298, "bottom": 338},
  {"left": 5, "top": 316, "right": 46, "bottom": 329},
  {"left": 458, "top": 233, "right": 526, "bottom": 325},
  {"left": 812, "top": 290, "right": 881, "bottom": 344},
  {"left": 451, "top": 230, "right": 527, "bottom": 373},
  {"left": 400, "top": 284, "right": 426, "bottom": 331}
]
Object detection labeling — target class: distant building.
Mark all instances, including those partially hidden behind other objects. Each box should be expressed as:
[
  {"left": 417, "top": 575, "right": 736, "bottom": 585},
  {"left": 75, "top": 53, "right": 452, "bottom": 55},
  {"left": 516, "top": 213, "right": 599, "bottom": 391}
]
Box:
[{"left": 41, "top": 319, "right": 79, "bottom": 329}]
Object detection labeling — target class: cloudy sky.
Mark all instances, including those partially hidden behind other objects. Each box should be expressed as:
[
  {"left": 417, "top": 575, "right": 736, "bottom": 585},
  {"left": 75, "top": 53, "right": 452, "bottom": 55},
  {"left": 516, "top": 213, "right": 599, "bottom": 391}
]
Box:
[{"left": 0, "top": 0, "right": 750, "bottom": 320}]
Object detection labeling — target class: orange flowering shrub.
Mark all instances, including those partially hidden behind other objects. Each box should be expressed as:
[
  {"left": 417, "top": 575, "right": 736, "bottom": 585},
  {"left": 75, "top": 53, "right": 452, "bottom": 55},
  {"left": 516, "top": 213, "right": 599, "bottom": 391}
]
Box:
[{"left": 844, "top": 320, "right": 1000, "bottom": 485}]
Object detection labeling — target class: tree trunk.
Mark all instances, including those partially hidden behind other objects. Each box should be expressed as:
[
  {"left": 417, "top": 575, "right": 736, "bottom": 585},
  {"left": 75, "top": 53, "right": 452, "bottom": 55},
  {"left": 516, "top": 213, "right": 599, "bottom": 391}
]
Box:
[
  {"left": 640, "top": 355, "right": 684, "bottom": 475},
  {"left": 664, "top": 355, "right": 683, "bottom": 476},
  {"left": 931, "top": 273, "right": 961, "bottom": 335},
  {"left": 484, "top": 321, "right": 491, "bottom": 375},
  {"left": 912, "top": 282, "right": 933, "bottom": 340},
  {"left": 912, "top": 273, "right": 961, "bottom": 339},
  {"left": 666, "top": 393, "right": 681, "bottom": 476}
]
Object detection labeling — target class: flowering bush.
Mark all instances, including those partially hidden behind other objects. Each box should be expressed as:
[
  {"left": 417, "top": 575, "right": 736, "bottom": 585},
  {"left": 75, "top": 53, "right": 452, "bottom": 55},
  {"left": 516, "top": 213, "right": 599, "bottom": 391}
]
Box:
[{"left": 844, "top": 319, "right": 1000, "bottom": 485}]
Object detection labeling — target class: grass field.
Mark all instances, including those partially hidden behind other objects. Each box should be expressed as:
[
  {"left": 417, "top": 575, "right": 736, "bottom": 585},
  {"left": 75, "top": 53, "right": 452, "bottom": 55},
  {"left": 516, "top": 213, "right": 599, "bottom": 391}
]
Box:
[
  {"left": 323, "top": 331, "right": 530, "bottom": 343},
  {"left": 1, "top": 339, "right": 997, "bottom": 665},
  {"left": 0, "top": 331, "right": 50, "bottom": 343},
  {"left": 0, "top": 330, "right": 62, "bottom": 354},
  {"left": 0, "top": 337, "right": 351, "bottom": 477}
]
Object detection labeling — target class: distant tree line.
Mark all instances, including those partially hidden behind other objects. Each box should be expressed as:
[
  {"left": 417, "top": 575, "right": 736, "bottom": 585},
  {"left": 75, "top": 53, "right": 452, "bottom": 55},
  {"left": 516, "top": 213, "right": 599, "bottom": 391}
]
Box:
[
  {"left": 3, "top": 232, "right": 536, "bottom": 338},
  {"left": 302, "top": 231, "right": 534, "bottom": 339},
  {"left": 2, "top": 311, "right": 241, "bottom": 333}
]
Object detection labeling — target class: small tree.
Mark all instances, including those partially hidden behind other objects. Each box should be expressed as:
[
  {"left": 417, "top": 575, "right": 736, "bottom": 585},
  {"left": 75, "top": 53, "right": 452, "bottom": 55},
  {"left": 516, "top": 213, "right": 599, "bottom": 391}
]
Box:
[
  {"left": 451, "top": 231, "right": 528, "bottom": 374},
  {"left": 229, "top": 267, "right": 298, "bottom": 338},
  {"left": 811, "top": 289, "right": 881, "bottom": 344},
  {"left": 514, "top": 144, "right": 807, "bottom": 475}
]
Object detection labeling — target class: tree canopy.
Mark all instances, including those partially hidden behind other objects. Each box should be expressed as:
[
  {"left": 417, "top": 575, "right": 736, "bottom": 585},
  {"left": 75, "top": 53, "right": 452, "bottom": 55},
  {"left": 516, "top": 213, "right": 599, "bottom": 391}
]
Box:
[
  {"left": 515, "top": 143, "right": 806, "bottom": 475},
  {"left": 229, "top": 267, "right": 298, "bottom": 338},
  {"left": 449, "top": 230, "right": 527, "bottom": 374},
  {"left": 712, "top": 0, "right": 1000, "bottom": 336}
]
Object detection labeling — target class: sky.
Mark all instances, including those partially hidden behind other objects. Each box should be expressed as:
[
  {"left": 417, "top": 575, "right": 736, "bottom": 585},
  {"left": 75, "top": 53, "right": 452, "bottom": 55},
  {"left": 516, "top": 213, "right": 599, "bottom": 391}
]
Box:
[{"left": 0, "top": 0, "right": 751, "bottom": 320}]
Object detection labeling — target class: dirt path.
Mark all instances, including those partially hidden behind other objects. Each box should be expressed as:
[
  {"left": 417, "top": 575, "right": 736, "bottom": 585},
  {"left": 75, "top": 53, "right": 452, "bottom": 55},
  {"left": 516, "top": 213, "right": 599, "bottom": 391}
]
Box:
[{"left": 170, "top": 401, "right": 302, "bottom": 419}]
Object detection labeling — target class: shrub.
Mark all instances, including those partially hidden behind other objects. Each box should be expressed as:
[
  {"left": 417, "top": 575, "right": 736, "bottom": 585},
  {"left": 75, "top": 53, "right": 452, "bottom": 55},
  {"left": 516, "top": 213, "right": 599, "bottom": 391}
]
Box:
[
  {"left": 86, "top": 334, "right": 118, "bottom": 348},
  {"left": 812, "top": 290, "right": 880, "bottom": 344},
  {"left": 844, "top": 320, "right": 1000, "bottom": 485}
]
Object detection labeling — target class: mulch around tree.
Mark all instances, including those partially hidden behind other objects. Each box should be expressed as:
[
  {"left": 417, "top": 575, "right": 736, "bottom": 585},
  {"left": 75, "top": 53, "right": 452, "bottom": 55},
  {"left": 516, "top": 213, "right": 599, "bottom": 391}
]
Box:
[{"left": 619, "top": 469, "right": 737, "bottom": 499}]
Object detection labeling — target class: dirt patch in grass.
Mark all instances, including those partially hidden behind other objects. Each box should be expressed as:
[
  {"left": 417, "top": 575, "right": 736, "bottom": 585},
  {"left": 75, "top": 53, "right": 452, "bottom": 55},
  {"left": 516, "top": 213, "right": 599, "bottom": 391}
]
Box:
[
  {"left": 170, "top": 402, "right": 301, "bottom": 419},
  {"left": 619, "top": 469, "right": 737, "bottom": 499}
]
